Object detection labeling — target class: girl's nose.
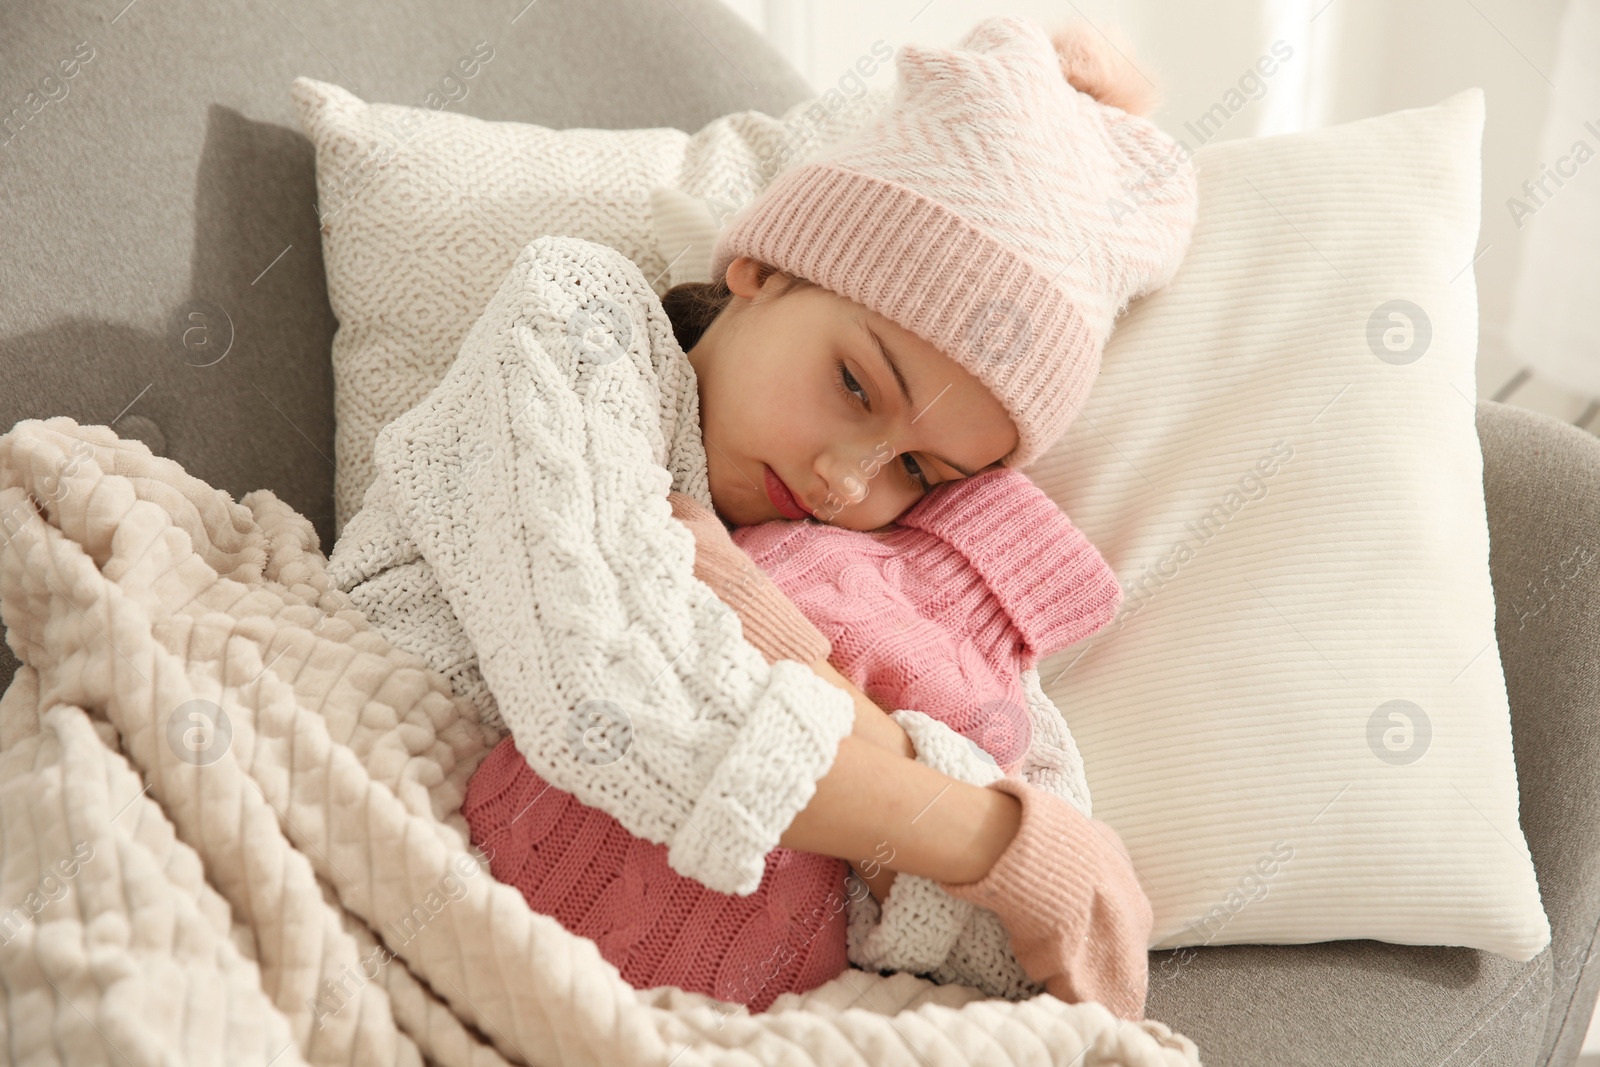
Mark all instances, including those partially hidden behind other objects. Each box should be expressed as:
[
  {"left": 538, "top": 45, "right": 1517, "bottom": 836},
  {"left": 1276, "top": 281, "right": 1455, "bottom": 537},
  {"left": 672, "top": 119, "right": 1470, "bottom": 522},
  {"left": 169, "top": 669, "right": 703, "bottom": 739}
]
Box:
[{"left": 815, "top": 440, "right": 884, "bottom": 514}]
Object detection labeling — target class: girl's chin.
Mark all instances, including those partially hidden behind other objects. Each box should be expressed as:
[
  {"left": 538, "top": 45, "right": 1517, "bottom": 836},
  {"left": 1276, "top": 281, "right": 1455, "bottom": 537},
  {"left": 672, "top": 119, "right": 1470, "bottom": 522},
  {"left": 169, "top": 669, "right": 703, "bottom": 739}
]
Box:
[
  {"left": 703, "top": 482, "right": 752, "bottom": 529},
  {"left": 707, "top": 462, "right": 785, "bottom": 526}
]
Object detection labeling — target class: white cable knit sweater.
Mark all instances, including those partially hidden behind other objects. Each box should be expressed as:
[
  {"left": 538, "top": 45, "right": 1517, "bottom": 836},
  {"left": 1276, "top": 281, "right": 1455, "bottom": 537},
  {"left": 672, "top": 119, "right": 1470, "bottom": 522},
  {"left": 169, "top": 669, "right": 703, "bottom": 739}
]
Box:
[{"left": 325, "top": 234, "right": 857, "bottom": 898}]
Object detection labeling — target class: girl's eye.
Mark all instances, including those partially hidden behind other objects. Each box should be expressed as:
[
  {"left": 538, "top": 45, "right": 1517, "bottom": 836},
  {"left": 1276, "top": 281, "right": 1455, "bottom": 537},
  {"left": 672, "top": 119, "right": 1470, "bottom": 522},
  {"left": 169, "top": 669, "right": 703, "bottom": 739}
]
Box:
[
  {"left": 902, "top": 452, "right": 930, "bottom": 492},
  {"left": 833, "top": 359, "right": 930, "bottom": 492},
  {"left": 833, "top": 360, "right": 869, "bottom": 409}
]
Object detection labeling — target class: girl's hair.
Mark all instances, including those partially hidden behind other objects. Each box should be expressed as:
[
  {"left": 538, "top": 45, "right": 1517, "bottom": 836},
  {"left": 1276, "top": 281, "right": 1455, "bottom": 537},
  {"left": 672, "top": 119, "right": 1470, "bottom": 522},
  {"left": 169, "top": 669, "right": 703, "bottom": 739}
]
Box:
[{"left": 661, "top": 263, "right": 816, "bottom": 353}]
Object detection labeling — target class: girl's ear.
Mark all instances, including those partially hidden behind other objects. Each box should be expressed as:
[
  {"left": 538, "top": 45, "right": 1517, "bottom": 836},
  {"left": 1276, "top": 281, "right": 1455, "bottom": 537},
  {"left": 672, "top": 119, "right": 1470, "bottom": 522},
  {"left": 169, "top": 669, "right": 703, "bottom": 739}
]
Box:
[{"left": 724, "top": 256, "right": 765, "bottom": 300}]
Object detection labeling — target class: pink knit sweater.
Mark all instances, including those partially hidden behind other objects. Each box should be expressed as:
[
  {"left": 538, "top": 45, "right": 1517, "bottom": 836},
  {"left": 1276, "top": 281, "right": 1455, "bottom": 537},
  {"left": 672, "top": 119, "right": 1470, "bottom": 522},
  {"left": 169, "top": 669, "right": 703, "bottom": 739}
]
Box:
[{"left": 464, "top": 470, "right": 1124, "bottom": 1011}]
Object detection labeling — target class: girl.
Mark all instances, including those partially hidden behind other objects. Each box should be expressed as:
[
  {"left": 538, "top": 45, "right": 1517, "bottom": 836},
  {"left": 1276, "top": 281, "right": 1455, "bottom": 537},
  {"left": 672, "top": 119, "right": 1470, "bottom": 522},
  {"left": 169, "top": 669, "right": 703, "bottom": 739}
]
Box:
[{"left": 340, "top": 13, "right": 1197, "bottom": 1023}]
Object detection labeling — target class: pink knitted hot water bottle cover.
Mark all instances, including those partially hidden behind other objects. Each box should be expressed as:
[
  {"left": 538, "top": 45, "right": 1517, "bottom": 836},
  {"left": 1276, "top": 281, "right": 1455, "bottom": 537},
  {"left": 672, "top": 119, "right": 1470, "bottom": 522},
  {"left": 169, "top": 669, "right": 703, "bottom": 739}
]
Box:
[
  {"left": 463, "top": 736, "right": 851, "bottom": 1012},
  {"left": 732, "top": 467, "right": 1124, "bottom": 771}
]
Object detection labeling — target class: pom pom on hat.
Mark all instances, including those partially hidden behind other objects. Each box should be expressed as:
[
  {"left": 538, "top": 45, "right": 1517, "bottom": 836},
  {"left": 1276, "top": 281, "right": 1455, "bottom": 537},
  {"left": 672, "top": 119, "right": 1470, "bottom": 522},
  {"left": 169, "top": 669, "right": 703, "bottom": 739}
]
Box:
[{"left": 1050, "top": 20, "right": 1162, "bottom": 117}]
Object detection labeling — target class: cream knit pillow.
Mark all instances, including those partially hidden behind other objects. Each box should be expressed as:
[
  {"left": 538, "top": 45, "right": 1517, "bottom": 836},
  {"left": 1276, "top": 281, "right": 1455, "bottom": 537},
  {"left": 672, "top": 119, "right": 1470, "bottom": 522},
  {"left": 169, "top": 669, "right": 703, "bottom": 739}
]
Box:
[
  {"left": 289, "top": 78, "right": 891, "bottom": 535},
  {"left": 655, "top": 87, "right": 1548, "bottom": 962}
]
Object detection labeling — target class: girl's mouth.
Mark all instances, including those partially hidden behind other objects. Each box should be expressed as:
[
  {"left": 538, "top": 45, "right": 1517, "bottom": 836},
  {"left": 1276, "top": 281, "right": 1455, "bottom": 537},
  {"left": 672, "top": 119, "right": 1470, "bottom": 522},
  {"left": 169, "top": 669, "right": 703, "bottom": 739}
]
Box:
[{"left": 764, "top": 465, "right": 813, "bottom": 520}]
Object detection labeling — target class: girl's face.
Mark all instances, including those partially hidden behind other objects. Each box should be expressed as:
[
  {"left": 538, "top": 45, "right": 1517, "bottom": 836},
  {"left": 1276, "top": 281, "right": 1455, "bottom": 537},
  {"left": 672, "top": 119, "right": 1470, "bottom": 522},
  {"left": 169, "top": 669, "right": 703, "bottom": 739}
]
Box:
[{"left": 687, "top": 256, "right": 1020, "bottom": 532}]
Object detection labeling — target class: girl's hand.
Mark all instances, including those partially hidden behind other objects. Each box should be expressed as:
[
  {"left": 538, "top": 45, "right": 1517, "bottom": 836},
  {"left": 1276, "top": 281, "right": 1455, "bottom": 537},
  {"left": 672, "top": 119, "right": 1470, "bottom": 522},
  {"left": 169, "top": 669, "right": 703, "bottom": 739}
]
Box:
[
  {"left": 936, "top": 776, "right": 1154, "bottom": 1021},
  {"left": 806, "top": 656, "right": 910, "bottom": 903},
  {"left": 808, "top": 656, "right": 914, "bottom": 760}
]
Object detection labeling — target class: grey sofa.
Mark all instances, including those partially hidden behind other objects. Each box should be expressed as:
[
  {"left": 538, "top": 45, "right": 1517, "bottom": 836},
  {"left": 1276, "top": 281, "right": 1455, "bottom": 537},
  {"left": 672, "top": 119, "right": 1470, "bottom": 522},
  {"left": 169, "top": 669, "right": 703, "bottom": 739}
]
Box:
[{"left": 3, "top": 1, "right": 1597, "bottom": 1064}]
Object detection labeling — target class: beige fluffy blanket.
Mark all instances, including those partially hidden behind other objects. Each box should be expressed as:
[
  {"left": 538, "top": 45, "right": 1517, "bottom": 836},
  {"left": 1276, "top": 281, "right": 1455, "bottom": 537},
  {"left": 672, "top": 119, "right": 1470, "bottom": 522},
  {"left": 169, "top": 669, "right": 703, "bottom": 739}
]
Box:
[{"left": 0, "top": 416, "right": 1202, "bottom": 1067}]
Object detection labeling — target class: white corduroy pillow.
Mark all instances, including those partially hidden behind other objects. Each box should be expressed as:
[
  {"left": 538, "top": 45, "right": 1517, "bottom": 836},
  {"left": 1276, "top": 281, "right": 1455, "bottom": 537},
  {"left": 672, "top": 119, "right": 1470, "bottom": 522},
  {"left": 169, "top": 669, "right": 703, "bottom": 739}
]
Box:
[
  {"left": 1034, "top": 88, "right": 1547, "bottom": 962},
  {"left": 654, "top": 87, "right": 1549, "bottom": 962},
  {"left": 289, "top": 77, "right": 891, "bottom": 535}
]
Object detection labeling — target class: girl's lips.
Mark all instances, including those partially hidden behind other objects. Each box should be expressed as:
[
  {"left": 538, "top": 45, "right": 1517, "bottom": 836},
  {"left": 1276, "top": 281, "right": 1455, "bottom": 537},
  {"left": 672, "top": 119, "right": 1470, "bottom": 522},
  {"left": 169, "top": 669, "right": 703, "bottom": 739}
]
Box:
[{"left": 764, "top": 465, "right": 813, "bottom": 520}]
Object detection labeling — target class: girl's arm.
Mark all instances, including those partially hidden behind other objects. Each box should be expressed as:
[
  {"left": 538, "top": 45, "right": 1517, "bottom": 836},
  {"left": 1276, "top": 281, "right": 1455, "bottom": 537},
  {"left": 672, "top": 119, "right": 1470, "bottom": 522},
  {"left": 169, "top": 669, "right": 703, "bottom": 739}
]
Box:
[
  {"left": 668, "top": 491, "right": 916, "bottom": 769},
  {"left": 796, "top": 664, "right": 1154, "bottom": 1022},
  {"left": 810, "top": 656, "right": 913, "bottom": 760},
  {"left": 777, "top": 727, "right": 1023, "bottom": 888},
  {"left": 667, "top": 491, "right": 1005, "bottom": 896},
  {"left": 807, "top": 655, "right": 908, "bottom": 902}
]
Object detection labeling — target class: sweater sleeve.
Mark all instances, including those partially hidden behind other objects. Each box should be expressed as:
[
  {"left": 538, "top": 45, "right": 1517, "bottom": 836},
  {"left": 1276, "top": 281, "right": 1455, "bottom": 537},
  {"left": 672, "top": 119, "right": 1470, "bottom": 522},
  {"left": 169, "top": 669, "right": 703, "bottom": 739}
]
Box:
[
  {"left": 667, "top": 491, "right": 832, "bottom": 667},
  {"left": 1015, "top": 667, "right": 1093, "bottom": 817},
  {"left": 349, "top": 235, "right": 856, "bottom": 897}
]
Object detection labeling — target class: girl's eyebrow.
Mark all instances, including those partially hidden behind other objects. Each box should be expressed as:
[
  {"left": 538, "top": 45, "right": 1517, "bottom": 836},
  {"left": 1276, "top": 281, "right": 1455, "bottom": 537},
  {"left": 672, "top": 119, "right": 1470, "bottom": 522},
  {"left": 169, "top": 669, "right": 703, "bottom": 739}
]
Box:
[{"left": 861, "top": 323, "right": 980, "bottom": 478}]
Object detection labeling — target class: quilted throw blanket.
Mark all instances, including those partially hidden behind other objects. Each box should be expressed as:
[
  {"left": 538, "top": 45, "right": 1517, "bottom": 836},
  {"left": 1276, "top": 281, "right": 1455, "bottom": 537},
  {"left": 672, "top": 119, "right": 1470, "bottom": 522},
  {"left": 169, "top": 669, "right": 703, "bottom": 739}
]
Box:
[{"left": 0, "top": 417, "right": 1202, "bottom": 1066}]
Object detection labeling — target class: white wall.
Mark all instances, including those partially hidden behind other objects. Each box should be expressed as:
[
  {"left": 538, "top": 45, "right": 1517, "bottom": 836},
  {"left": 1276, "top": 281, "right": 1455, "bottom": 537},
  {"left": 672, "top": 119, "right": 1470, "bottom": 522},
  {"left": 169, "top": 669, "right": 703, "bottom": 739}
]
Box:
[{"left": 722, "top": 0, "right": 1589, "bottom": 420}]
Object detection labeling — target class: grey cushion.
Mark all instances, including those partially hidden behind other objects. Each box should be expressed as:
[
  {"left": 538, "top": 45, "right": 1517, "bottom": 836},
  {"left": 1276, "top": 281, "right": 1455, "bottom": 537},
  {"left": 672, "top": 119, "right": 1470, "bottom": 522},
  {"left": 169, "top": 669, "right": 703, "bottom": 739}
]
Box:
[{"left": 1146, "top": 399, "right": 1600, "bottom": 1067}]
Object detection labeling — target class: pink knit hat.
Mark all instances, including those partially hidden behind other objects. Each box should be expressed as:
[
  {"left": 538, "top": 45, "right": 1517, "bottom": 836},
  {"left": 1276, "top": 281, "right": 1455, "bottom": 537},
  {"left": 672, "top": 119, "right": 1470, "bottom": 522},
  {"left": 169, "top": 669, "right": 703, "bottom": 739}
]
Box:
[{"left": 709, "top": 16, "right": 1199, "bottom": 470}]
